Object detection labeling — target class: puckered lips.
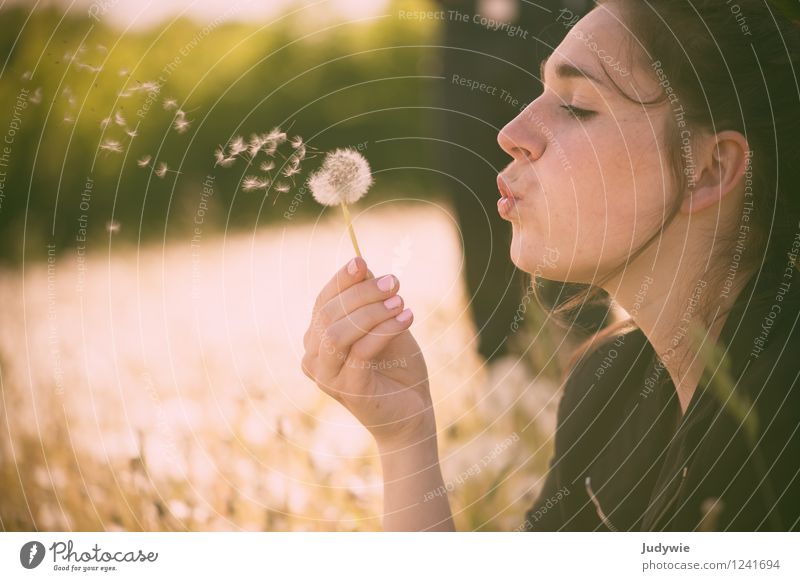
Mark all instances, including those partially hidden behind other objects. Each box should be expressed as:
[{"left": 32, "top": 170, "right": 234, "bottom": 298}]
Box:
[{"left": 496, "top": 174, "right": 521, "bottom": 220}]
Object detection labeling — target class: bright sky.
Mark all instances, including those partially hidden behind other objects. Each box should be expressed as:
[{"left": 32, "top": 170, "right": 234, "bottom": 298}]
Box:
[{"left": 13, "top": 0, "right": 391, "bottom": 30}]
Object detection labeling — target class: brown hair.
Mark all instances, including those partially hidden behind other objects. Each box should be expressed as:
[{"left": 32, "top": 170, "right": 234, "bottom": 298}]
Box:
[{"left": 533, "top": 0, "right": 800, "bottom": 377}]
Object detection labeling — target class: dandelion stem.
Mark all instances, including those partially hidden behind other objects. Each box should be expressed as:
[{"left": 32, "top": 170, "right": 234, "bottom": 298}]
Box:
[{"left": 340, "top": 201, "right": 362, "bottom": 258}]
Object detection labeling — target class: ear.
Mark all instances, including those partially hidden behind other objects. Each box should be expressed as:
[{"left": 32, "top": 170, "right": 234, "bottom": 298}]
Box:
[{"left": 680, "top": 130, "right": 751, "bottom": 214}]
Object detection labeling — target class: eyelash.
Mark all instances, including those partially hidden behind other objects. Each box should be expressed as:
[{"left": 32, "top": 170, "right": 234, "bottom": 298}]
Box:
[{"left": 560, "top": 104, "right": 595, "bottom": 121}]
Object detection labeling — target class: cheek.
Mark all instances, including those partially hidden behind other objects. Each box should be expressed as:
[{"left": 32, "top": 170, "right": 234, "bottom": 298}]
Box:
[{"left": 525, "top": 121, "right": 669, "bottom": 279}]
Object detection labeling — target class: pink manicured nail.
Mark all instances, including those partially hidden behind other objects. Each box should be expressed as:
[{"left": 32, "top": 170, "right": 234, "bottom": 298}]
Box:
[
  {"left": 347, "top": 258, "right": 358, "bottom": 275},
  {"left": 383, "top": 295, "right": 402, "bottom": 310},
  {"left": 395, "top": 308, "right": 412, "bottom": 322},
  {"left": 377, "top": 274, "right": 396, "bottom": 292}
]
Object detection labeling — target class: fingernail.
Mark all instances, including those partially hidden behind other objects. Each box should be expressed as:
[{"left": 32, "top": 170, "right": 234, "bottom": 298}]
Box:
[
  {"left": 347, "top": 258, "right": 358, "bottom": 276},
  {"left": 383, "top": 295, "right": 402, "bottom": 310},
  {"left": 377, "top": 274, "right": 396, "bottom": 292},
  {"left": 395, "top": 308, "right": 412, "bottom": 322}
]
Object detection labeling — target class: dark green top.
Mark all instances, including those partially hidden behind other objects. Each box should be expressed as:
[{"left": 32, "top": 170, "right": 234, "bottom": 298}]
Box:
[{"left": 522, "top": 267, "right": 800, "bottom": 531}]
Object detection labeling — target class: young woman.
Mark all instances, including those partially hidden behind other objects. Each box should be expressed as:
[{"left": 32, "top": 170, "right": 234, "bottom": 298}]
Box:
[{"left": 301, "top": 0, "right": 800, "bottom": 531}]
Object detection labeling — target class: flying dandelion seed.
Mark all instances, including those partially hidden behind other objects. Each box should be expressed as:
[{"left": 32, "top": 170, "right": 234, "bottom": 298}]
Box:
[
  {"left": 100, "top": 117, "right": 112, "bottom": 129},
  {"left": 267, "top": 127, "right": 287, "bottom": 144},
  {"left": 274, "top": 182, "right": 291, "bottom": 193},
  {"left": 295, "top": 144, "right": 307, "bottom": 160},
  {"left": 290, "top": 136, "right": 303, "bottom": 149},
  {"left": 99, "top": 139, "right": 124, "bottom": 154},
  {"left": 96, "top": 44, "right": 108, "bottom": 53},
  {"left": 247, "top": 134, "right": 266, "bottom": 157},
  {"left": 137, "top": 155, "right": 152, "bottom": 168},
  {"left": 29, "top": 88, "right": 42, "bottom": 104},
  {"left": 259, "top": 160, "right": 275, "bottom": 172},
  {"left": 125, "top": 128, "right": 138, "bottom": 138},
  {"left": 114, "top": 111, "right": 126, "bottom": 126},
  {"left": 283, "top": 165, "right": 301, "bottom": 178},
  {"left": 307, "top": 147, "right": 374, "bottom": 258},
  {"left": 106, "top": 220, "right": 121, "bottom": 234},
  {"left": 229, "top": 136, "right": 246, "bottom": 156},
  {"left": 163, "top": 98, "right": 178, "bottom": 111},
  {"left": 21, "top": 70, "right": 32, "bottom": 80},
  {"left": 155, "top": 162, "right": 168, "bottom": 178},
  {"left": 173, "top": 117, "right": 191, "bottom": 134},
  {"left": 214, "top": 147, "right": 226, "bottom": 165},
  {"left": 242, "top": 176, "right": 270, "bottom": 191},
  {"left": 63, "top": 115, "right": 75, "bottom": 124},
  {"left": 118, "top": 68, "right": 129, "bottom": 76}
]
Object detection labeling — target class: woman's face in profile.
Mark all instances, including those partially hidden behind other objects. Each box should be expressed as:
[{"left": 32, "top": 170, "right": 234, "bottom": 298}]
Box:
[{"left": 497, "top": 3, "right": 677, "bottom": 284}]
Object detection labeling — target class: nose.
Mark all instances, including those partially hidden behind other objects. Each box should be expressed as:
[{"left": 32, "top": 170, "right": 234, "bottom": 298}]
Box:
[{"left": 497, "top": 103, "right": 548, "bottom": 163}]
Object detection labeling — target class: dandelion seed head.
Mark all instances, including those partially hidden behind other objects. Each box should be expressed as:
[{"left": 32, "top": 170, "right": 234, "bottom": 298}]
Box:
[{"left": 307, "top": 148, "right": 373, "bottom": 206}]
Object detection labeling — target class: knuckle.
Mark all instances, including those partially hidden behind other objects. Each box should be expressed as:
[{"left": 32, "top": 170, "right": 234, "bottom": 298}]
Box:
[{"left": 300, "top": 353, "right": 316, "bottom": 380}]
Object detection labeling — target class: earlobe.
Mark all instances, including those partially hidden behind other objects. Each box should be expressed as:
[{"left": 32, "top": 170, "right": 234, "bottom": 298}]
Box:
[{"left": 679, "top": 131, "right": 749, "bottom": 215}]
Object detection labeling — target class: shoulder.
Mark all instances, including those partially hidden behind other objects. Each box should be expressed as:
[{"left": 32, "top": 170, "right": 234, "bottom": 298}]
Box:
[{"left": 559, "top": 324, "right": 653, "bottom": 412}]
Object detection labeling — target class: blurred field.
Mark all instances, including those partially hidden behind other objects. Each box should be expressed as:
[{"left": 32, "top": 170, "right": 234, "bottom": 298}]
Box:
[{"left": 0, "top": 202, "right": 565, "bottom": 531}]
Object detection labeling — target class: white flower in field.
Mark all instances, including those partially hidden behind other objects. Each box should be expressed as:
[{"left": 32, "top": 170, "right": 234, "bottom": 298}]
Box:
[
  {"left": 99, "top": 139, "right": 124, "bottom": 154},
  {"left": 137, "top": 155, "right": 152, "bottom": 168},
  {"left": 155, "top": 162, "right": 168, "bottom": 178},
  {"left": 307, "top": 147, "right": 373, "bottom": 206}
]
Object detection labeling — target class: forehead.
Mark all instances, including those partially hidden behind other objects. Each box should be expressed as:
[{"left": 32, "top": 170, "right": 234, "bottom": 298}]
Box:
[{"left": 544, "top": 4, "right": 657, "bottom": 95}]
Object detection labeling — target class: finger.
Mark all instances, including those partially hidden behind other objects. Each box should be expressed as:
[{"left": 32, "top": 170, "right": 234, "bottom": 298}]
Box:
[
  {"left": 349, "top": 307, "right": 414, "bottom": 363},
  {"left": 314, "top": 256, "right": 369, "bottom": 314},
  {"left": 306, "top": 257, "right": 370, "bottom": 353},
  {"left": 318, "top": 273, "right": 400, "bottom": 330},
  {"left": 315, "top": 296, "right": 407, "bottom": 382}
]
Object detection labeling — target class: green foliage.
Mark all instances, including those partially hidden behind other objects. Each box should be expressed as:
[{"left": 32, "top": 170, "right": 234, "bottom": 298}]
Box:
[{"left": 0, "top": 2, "right": 441, "bottom": 264}]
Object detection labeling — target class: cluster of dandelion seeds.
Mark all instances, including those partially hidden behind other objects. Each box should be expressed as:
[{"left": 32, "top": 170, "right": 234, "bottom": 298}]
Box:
[{"left": 212, "top": 125, "right": 319, "bottom": 199}]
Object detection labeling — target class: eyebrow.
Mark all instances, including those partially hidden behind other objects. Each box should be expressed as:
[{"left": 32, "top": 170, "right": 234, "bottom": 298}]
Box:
[{"left": 539, "top": 56, "right": 607, "bottom": 88}]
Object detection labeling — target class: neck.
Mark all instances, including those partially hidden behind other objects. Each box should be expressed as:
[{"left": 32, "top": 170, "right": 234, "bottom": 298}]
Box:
[{"left": 602, "top": 233, "right": 751, "bottom": 415}]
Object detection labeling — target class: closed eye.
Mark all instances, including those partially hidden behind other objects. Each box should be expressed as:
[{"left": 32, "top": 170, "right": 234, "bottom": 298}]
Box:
[{"left": 560, "top": 104, "right": 596, "bottom": 121}]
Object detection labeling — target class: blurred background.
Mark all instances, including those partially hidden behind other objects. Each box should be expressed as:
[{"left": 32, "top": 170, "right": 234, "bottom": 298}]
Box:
[{"left": 0, "top": 0, "right": 603, "bottom": 531}]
